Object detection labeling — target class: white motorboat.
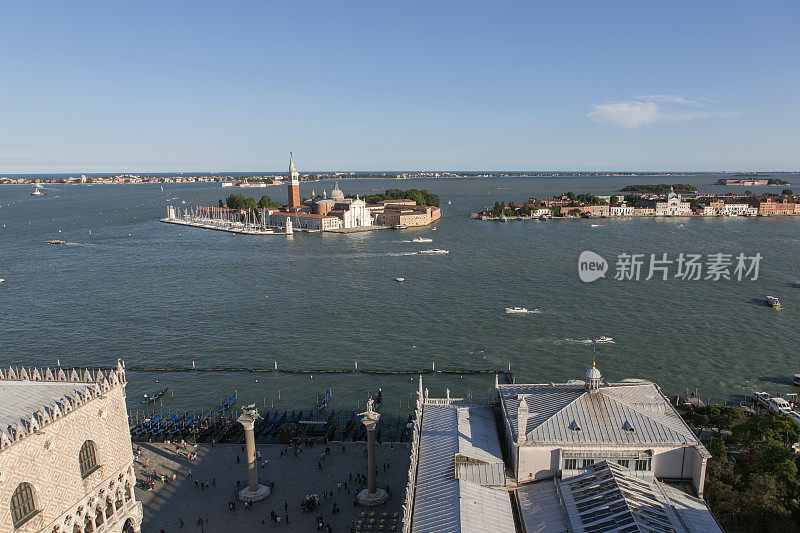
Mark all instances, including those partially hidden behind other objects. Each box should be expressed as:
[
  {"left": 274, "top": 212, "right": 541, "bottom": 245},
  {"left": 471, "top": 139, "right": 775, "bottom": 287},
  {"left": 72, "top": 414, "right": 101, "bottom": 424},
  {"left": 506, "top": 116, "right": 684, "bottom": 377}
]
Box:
[
  {"left": 594, "top": 336, "right": 614, "bottom": 344},
  {"left": 793, "top": 374, "right": 800, "bottom": 386},
  {"left": 31, "top": 184, "right": 43, "bottom": 196},
  {"left": 417, "top": 249, "right": 449, "bottom": 255},
  {"left": 45, "top": 239, "right": 66, "bottom": 245},
  {"left": 766, "top": 296, "right": 781, "bottom": 308},
  {"left": 505, "top": 307, "right": 533, "bottom": 314},
  {"left": 395, "top": 277, "right": 405, "bottom": 282},
  {"left": 0, "top": 278, "right": 5, "bottom": 283},
  {"left": 412, "top": 237, "right": 433, "bottom": 243}
]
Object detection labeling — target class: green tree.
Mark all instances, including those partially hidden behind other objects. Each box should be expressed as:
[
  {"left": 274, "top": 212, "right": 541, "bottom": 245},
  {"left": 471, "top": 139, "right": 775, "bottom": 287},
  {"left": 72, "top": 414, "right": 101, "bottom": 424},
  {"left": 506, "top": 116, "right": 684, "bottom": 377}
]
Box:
[
  {"left": 258, "top": 195, "right": 281, "bottom": 209},
  {"left": 492, "top": 202, "right": 503, "bottom": 217},
  {"left": 744, "top": 190, "right": 753, "bottom": 196},
  {"left": 709, "top": 435, "right": 726, "bottom": 457},
  {"left": 782, "top": 189, "right": 793, "bottom": 196}
]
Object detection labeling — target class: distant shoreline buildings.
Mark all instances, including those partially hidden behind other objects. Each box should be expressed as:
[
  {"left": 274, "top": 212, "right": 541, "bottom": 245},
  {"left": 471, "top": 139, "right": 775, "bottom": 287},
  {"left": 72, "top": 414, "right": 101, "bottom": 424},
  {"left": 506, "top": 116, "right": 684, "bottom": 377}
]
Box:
[{"left": 476, "top": 186, "right": 800, "bottom": 220}]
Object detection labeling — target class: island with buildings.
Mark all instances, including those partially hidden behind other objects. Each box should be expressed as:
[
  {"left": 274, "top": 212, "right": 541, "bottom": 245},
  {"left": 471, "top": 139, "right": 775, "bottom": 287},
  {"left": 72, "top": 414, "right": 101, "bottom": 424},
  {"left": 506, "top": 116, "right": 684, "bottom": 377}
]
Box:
[
  {"left": 162, "top": 155, "right": 441, "bottom": 234},
  {"left": 474, "top": 185, "right": 800, "bottom": 220}
]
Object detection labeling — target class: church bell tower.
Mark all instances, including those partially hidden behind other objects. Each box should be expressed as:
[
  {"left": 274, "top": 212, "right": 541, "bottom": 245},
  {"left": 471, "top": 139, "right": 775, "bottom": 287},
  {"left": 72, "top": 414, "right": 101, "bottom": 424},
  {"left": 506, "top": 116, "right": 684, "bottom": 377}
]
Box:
[{"left": 288, "top": 152, "right": 300, "bottom": 210}]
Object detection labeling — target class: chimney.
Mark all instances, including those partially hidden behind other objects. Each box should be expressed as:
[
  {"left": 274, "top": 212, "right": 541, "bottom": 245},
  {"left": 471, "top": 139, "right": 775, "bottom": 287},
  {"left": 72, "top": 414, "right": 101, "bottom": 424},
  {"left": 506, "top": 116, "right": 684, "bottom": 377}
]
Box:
[{"left": 517, "top": 396, "right": 529, "bottom": 444}]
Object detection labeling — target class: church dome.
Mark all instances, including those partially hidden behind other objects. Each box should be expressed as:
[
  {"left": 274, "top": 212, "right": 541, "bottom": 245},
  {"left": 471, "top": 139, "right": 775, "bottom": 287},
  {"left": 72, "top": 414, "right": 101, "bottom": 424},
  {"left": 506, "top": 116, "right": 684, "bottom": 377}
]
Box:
[
  {"left": 586, "top": 365, "right": 601, "bottom": 381},
  {"left": 330, "top": 182, "right": 345, "bottom": 200}
]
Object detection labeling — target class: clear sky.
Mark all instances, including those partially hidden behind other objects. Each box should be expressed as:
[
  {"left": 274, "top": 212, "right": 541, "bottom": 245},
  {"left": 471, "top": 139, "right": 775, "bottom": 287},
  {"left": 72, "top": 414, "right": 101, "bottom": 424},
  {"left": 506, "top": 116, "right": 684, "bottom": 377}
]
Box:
[{"left": 2, "top": 1, "right": 798, "bottom": 173}]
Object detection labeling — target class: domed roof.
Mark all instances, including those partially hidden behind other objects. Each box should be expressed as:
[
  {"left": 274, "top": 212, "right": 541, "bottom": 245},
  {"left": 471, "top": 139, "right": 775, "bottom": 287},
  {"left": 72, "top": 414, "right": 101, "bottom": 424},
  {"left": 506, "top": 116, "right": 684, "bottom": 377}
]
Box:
[
  {"left": 330, "top": 182, "right": 345, "bottom": 200},
  {"left": 585, "top": 364, "right": 601, "bottom": 381}
]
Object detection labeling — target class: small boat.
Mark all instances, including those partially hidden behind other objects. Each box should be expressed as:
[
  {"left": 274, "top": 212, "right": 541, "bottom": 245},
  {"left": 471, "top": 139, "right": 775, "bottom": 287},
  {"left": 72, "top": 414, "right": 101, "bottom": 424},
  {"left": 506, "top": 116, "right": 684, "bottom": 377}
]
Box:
[
  {"left": 447, "top": 200, "right": 452, "bottom": 205},
  {"left": 417, "top": 249, "right": 449, "bottom": 255},
  {"left": 539, "top": 214, "right": 547, "bottom": 221},
  {"left": 793, "top": 374, "right": 800, "bottom": 386},
  {"left": 505, "top": 307, "right": 531, "bottom": 314},
  {"left": 766, "top": 296, "right": 781, "bottom": 308},
  {"left": 594, "top": 336, "right": 614, "bottom": 344},
  {"left": 395, "top": 277, "right": 405, "bottom": 282},
  {"left": 219, "top": 391, "right": 238, "bottom": 413},
  {"left": 391, "top": 224, "right": 408, "bottom": 230},
  {"left": 31, "top": 184, "right": 43, "bottom": 196},
  {"left": 317, "top": 388, "right": 331, "bottom": 411},
  {"left": 499, "top": 214, "right": 507, "bottom": 222},
  {"left": 590, "top": 224, "right": 600, "bottom": 227},
  {"left": 374, "top": 389, "right": 383, "bottom": 410},
  {"left": 0, "top": 279, "right": 4, "bottom": 283},
  {"left": 412, "top": 237, "right": 433, "bottom": 243},
  {"left": 45, "top": 239, "right": 66, "bottom": 245},
  {"left": 141, "top": 388, "right": 168, "bottom": 405},
  {"left": 431, "top": 227, "right": 437, "bottom": 231}
]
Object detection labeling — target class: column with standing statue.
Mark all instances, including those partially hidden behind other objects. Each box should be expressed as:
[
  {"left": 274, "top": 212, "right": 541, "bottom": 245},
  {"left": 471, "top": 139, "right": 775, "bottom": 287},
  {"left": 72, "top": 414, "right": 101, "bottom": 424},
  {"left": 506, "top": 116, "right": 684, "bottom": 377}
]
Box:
[{"left": 357, "top": 397, "right": 389, "bottom": 506}]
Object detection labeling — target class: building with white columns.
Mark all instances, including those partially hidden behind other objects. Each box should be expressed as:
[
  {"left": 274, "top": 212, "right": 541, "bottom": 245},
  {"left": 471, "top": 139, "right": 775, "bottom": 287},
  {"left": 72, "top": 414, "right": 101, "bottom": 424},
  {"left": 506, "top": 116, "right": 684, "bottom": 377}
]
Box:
[{"left": 0, "top": 361, "right": 142, "bottom": 533}]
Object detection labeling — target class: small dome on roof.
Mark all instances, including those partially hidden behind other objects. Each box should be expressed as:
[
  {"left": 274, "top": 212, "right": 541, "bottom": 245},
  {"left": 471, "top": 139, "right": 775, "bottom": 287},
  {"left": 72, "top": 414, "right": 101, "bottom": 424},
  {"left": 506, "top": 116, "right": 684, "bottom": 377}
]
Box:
[
  {"left": 330, "top": 182, "right": 345, "bottom": 200},
  {"left": 586, "top": 365, "right": 601, "bottom": 381}
]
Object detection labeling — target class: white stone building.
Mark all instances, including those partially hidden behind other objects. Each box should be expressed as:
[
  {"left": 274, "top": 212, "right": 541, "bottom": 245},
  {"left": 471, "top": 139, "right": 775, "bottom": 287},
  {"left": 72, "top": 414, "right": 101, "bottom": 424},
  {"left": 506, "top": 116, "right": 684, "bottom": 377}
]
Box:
[
  {"left": 610, "top": 204, "right": 635, "bottom": 217},
  {"left": 497, "top": 364, "right": 710, "bottom": 496},
  {"left": 654, "top": 187, "right": 692, "bottom": 216},
  {"left": 722, "top": 203, "right": 750, "bottom": 216},
  {"left": 0, "top": 362, "right": 142, "bottom": 533}
]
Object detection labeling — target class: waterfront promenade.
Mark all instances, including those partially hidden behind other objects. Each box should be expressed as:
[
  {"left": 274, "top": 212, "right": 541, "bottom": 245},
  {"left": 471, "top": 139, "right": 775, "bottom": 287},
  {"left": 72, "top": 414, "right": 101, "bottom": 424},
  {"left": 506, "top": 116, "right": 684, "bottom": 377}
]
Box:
[{"left": 133, "top": 441, "right": 410, "bottom": 532}]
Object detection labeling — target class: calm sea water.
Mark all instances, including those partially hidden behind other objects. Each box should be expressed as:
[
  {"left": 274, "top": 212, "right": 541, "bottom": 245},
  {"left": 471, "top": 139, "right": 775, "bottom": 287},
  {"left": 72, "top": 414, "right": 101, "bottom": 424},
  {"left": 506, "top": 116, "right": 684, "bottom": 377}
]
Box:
[{"left": 1, "top": 175, "right": 798, "bottom": 415}]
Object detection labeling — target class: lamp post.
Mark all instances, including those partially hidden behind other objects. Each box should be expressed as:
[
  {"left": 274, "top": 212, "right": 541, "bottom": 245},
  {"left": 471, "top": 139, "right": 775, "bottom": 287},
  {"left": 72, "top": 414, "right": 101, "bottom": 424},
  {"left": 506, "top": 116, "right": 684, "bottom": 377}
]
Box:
[
  {"left": 237, "top": 404, "right": 270, "bottom": 502},
  {"left": 357, "top": 397, "right": 389, "bottom": 506}
]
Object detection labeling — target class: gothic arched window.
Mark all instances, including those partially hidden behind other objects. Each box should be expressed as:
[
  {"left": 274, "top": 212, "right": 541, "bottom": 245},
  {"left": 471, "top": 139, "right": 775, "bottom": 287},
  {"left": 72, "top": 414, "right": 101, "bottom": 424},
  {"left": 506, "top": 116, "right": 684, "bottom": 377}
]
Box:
[
  {"left": 10, "top": 482, "right": 38, "bottom": 528},
  {"left": 79, "top": 440, "right": 99, "bottom": 477}
]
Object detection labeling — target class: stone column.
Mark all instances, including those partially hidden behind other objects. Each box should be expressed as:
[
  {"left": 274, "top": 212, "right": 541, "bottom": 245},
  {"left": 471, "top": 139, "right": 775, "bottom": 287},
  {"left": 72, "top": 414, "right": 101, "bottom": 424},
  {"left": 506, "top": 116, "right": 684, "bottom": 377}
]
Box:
[
  {"left": 241, "top": 416, "right": 259, "bottom": 492},
  {"left": 357, "top": 399, "right": 388, "bottom": 506},
  {"left": 365, "top": 416, "right": 378, "bottom": 494},
  {"left": 237, "top": 405, "right": 270, "bottom": 502}
]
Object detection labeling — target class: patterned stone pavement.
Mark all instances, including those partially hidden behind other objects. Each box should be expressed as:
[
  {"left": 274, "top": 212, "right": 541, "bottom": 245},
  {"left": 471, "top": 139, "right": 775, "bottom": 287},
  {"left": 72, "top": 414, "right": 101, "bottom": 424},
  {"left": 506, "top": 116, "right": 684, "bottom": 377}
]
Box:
[{"left": 133, "top": 441, "right": 410, "bottom": 532}]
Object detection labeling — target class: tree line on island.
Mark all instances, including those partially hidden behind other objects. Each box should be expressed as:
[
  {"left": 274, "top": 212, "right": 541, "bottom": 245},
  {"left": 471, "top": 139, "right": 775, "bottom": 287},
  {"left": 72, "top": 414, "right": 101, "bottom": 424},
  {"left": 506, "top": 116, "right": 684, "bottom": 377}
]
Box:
[
  {"left": 220, "top": 188, "right": 439, "bottom": 212},
  {"left": 682, "top": 405, "right": 800, "bottom": 531},
  {"left": 348, "top": 188, "right": 440, "bottom": 207},
  {"left": 219, "top": 193, "right": 282, "bottom": 211}
]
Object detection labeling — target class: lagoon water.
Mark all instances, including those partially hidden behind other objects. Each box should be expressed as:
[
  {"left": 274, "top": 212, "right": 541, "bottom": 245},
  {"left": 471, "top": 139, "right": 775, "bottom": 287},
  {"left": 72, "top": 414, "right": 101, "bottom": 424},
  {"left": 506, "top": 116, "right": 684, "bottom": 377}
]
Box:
[{"left": 1, "top": 174, "right": 798, "bottom": 415}]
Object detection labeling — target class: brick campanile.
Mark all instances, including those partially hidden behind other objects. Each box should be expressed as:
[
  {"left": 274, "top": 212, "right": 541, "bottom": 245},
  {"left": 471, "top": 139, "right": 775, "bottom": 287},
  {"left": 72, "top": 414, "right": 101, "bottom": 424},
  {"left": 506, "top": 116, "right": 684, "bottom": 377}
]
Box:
[{"left": 288, "top": 152, "right": 300, "bottom": 209}]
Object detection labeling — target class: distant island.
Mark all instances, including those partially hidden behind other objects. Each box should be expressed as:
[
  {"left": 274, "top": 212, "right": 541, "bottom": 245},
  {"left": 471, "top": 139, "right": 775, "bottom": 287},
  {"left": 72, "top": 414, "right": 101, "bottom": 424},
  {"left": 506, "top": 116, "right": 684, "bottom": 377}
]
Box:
[
  {"left": 619, "top": 184, "right": 698, "bottom": 193},
  {"left": 716, "top": 177, "right": 790, "bottom": 186},
  {"left": 474, "top": 187, "right": 799, "bottom": 220}
]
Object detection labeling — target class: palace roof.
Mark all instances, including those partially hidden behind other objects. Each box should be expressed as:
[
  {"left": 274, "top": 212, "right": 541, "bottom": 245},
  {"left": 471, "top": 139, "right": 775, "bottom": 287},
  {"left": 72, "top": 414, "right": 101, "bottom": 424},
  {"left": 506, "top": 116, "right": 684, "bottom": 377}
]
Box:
[{"left": 0, "top": 362, "right": 126, "bottom": 451}]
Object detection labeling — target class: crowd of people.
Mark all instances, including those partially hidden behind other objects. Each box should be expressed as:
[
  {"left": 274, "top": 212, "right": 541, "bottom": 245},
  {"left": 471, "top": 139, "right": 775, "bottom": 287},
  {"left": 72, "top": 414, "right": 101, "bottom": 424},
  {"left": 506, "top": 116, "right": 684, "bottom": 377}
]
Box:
[{"left": 134, "top": 436, "right": 403, "bottom": 531}]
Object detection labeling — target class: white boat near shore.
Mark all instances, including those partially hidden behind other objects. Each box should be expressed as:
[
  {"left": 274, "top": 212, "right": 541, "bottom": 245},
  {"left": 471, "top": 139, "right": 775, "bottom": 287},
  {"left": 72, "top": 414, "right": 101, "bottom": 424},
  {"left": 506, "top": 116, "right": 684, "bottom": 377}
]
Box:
[
  {"left": 412, "top": 237, "right": 433, "bottom": 243},
  {"left": 594, "top": 336, "right": 614, "bottom": 344}
]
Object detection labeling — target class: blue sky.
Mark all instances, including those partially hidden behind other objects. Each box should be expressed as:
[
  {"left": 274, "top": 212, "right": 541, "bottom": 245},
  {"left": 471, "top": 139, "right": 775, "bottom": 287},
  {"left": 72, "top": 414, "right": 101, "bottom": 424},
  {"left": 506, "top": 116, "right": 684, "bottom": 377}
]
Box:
[{"left": 1, "top": 1, "right": 798, "bottom": 172}]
